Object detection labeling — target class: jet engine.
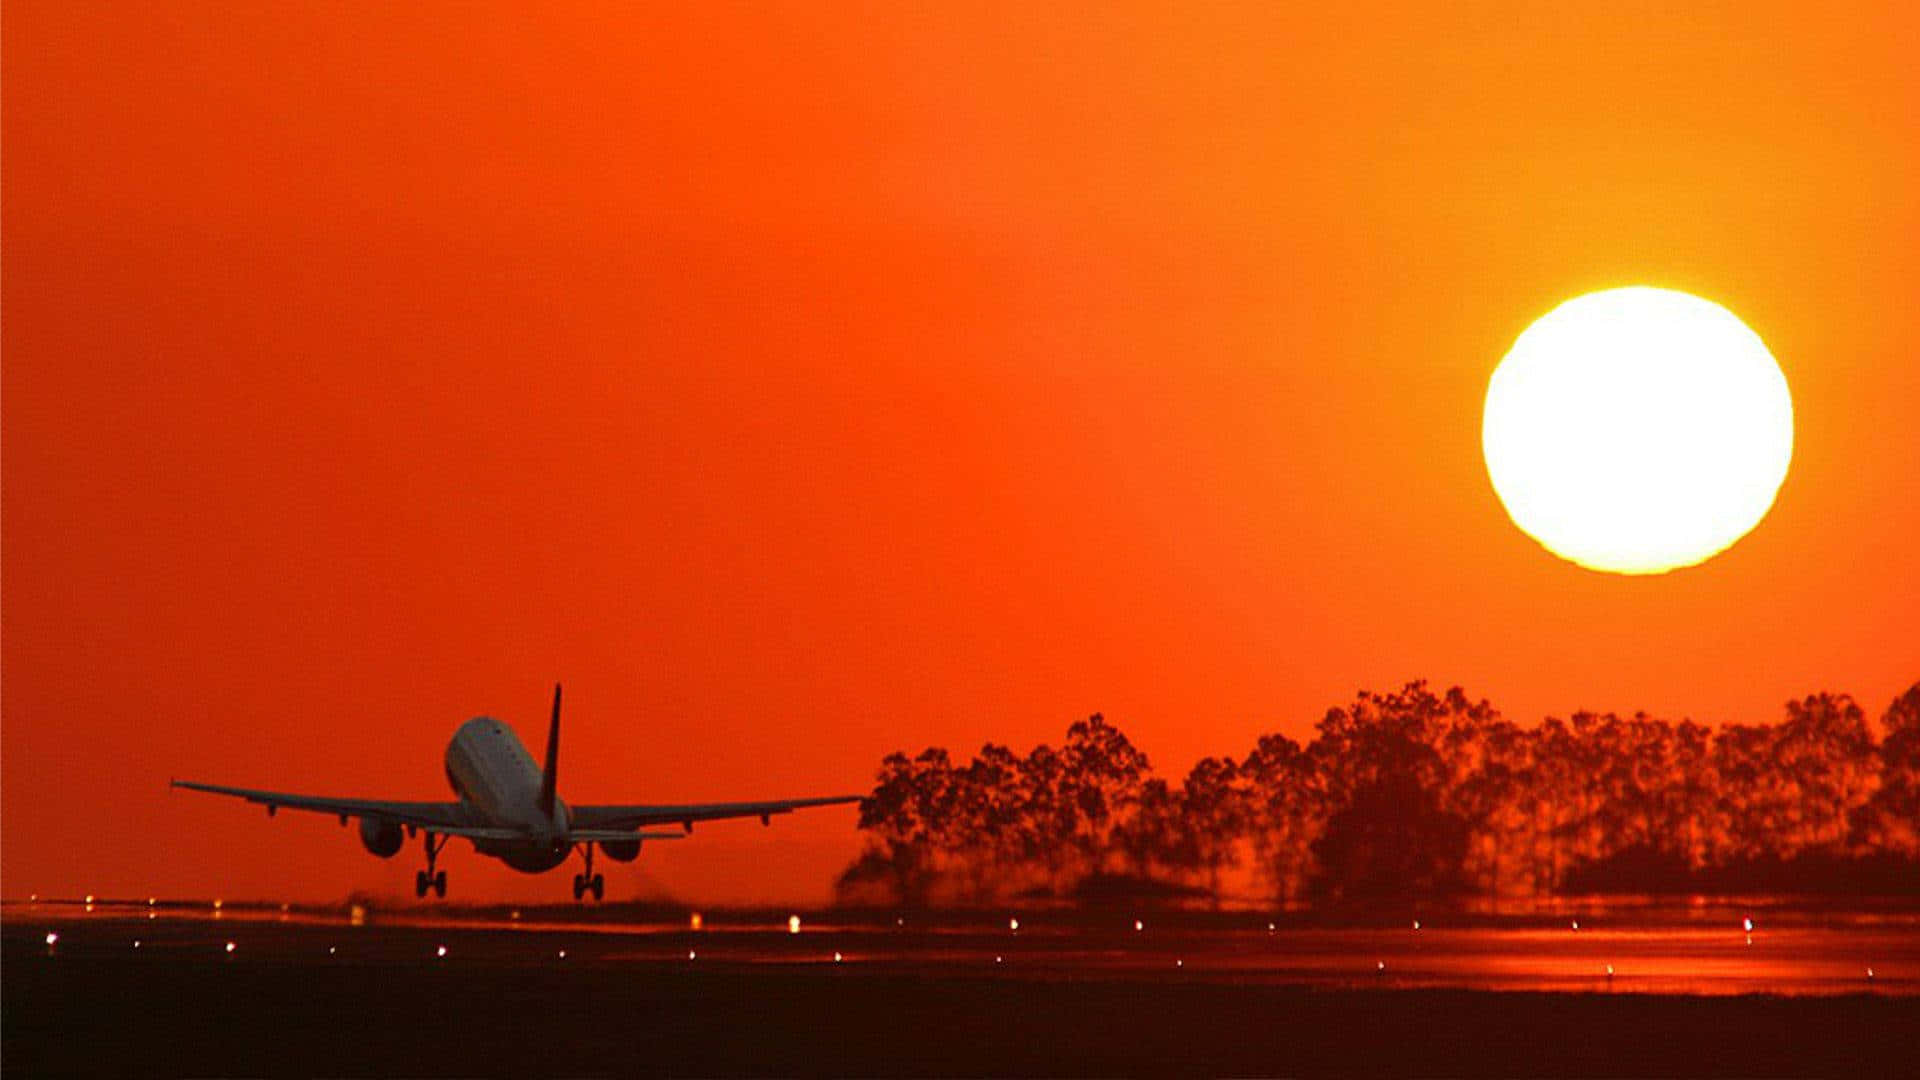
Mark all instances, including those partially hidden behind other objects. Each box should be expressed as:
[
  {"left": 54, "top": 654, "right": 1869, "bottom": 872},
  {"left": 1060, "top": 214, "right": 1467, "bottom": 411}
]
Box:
[
  {"left": 358, "top": 817, "right": 405, "bottom": 858},
  {"left": 600, "top": 835, "right": 642, "bottom": 862}
]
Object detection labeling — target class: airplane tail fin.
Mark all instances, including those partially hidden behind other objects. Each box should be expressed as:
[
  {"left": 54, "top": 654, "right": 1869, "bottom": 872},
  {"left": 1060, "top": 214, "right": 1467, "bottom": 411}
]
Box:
[{"left": 538, "top": 683, "right": 561, "bottom": 819}]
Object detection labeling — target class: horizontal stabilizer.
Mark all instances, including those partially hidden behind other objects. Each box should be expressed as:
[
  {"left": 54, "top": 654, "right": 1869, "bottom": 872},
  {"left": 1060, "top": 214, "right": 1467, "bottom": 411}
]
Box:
[{"left": 568, "top": 829, "right": 685, "bottom": 843}]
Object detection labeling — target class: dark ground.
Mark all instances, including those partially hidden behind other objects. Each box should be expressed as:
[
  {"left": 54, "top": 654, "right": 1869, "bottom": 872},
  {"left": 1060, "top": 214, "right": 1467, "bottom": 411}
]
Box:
[{"left": 7, "top": 914, "right": 1918, "bottom": 1077}]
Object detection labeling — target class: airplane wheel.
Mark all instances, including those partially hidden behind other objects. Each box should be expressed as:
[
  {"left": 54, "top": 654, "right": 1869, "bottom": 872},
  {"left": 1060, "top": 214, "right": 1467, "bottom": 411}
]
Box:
[
  {"left": 571, "top": 873, "right": 585, "bottom": 901},
  {"left": 433, "top": 871, "right": 448, "bottom": 898},
  {"left": 414, "top": 870, "right": 429, "bottom": 898},
  {"left": 589, "top": 874, "right": 604, "bottom": 902}
]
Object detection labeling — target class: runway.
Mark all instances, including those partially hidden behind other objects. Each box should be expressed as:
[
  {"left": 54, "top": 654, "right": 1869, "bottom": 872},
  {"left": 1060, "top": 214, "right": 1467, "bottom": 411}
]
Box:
[
  {"left": 10, "top": 896, "right": 1917, "bottom": 994},
  {"left": 7, "top": 899, "right": 1920, "bottom": 1076}
]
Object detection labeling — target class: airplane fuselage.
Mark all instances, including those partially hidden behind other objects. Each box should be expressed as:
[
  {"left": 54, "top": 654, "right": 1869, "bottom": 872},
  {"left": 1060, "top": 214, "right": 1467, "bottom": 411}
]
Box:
[{"left": 444, "top": 716, "right": 572, "bottom": 872}]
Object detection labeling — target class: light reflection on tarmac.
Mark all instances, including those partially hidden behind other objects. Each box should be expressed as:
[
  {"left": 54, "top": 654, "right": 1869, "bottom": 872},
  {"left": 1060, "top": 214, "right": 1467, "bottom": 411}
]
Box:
[{"left": 7, "top": 898, "right": 1917, "bottom": 996}]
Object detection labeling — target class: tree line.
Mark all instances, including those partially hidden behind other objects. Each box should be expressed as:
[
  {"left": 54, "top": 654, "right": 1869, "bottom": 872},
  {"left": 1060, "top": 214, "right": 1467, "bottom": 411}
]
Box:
[{"left": 836, "top": 680, "right": 1920, "bottom": 906}]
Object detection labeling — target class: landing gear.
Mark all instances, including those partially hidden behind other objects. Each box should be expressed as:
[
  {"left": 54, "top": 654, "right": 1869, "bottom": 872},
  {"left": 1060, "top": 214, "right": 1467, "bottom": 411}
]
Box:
[
  {"left": 572, "top": 843, "right": 605, "bottom": 902},
  {"left": 414, "top": 832, "right": 450, "bottom": 899}
]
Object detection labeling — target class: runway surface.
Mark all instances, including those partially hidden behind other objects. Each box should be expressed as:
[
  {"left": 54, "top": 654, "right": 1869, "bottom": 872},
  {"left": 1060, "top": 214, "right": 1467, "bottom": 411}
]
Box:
[{"left": 7, "top": 899, "right": 1920, "bottom": 1076}]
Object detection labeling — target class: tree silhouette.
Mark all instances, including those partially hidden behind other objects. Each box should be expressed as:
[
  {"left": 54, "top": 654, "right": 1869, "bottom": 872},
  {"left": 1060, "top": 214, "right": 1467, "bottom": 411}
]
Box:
[
  {"left": 1016, "top": 743, "right": 1077, "bottom": 891},
  {"left": 1177, "top": 756, "right": 1246, "bottom": 905},
  {"left": 836, "top": 679, "right": 1918, "bottom": 908},
  {"left": 1112, "top": 777, "right": 1182, "bottom": 881},
  {"left": 1862, "top": 682, "right": 1920, "bottom": 857},
  {"left": 1778, "top": 693, "right": 1878, "bottom": 854},
  {"left": 1062, "top": 713, "right": 1151, "bottom": 874},
  {"left": 955, "top": 743, "right": 1026, "bottom": 901},
  {"left": 1240, "top": 732, "right": 1319, "bottom": 900},
  {"left": 1311, "top": 771, "right": 1469, "bottom": 900}
]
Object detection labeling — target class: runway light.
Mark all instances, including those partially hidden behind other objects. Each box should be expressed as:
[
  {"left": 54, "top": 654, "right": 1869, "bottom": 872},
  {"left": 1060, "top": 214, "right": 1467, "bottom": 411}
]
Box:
[
  {"left": 224, "top": 941, "right": 236, "bottom": 953},
  {"left": 688, "top": 950, "right": 696, "bottom": 960},
  {"left": 1743, "top": 917, "right": 1755, "bottom": 933},
  {"left": 1267, "top": 922, "right": 1276, "bottom": 933},
  {"left": 995, "top": 955, "right": 1003, "bottom": 964},
  {"left": 45, "top": 932, "right": 59, "bottom": 946},
  {"left": 213, "top": 899, "right": 223, "bottom": 910},
  {"left": 558, "top": 950, "right": 567, "bottom": 959},
  {"left": 1606, "top": 964, "right": 1615, "bottom": 977},
  {"left": 1745, "top": 935, "right": 1753, "bottom": 946},
  {"left": 85, "top": 894, "right": 95, "bottom": 904},
  {"left": 350, "top": 904, "right": 368, "bottom": 927},
  {"left": 1176, "top": 959, "right": 1183, "bottom": 968},
  {"left": 690, "top": 912, "right": 703, "bottom": 931},
  {"left": 1413, "top": 920, "right": 1421, "bottom": 931},
  {"left": 510, "top": 910, "right": 521, "bottom": 921},
  {"left": 328, "top": 947, "right": 337, "bottom": 956},
  {"left": 133, "top": 940, "right": 141, "bottom": 948},
  {"left": 1134, "top": 919, "right": 1144, "bottom": 932},
  {"left": 1571, "top": 920, "right": 1579, "bottom": 931},
  {"left": 896, "top": 917, "right": 905, "bottom": 927},
  {"left": 148, "top": 897, "right": 156, "bottom": 906},
  {"left": 1009, "top": 917, "right": 1019, "bottom": 933},
  {"left": 436, "top": 945, "right": 447, "bottom": 958},
  {"left": 1867, "top": 967, "right": 1875, "bottom": 980},
  {"left": 788, "top": 915, "right": 802, "bottom": 934},
  {"left": 1377, "top": 960, "right": 1386, "bottom": 972},
  {"left": 834, "top": 951, "right": 844, "bottom": 963},
  {"left": 148, "top": 912, "right": 156, "bottom": 921}
]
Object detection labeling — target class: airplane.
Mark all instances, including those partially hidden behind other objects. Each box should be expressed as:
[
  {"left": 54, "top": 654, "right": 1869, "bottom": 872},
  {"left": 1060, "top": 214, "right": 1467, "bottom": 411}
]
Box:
[{"left": 172, "top": 684, "right": 862, "bottom": 900}]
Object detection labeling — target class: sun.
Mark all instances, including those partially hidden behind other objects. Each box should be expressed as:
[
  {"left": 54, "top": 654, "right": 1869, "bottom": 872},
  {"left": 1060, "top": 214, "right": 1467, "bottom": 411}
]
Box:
[{"left": 1482, "top": 287, "right": 1793, "bottom": 575}]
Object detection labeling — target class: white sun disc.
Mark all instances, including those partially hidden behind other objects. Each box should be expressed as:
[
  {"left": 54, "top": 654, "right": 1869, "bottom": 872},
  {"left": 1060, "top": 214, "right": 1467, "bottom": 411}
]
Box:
[{"left": 1482, "top": 287, "right": 1792, "bottom": 574}]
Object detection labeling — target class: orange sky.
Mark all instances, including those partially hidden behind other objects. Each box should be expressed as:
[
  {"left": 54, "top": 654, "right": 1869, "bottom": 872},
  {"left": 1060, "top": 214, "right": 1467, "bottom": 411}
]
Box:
[{"left": 5, "top": 3, "right": 1916, "bottom": 905}]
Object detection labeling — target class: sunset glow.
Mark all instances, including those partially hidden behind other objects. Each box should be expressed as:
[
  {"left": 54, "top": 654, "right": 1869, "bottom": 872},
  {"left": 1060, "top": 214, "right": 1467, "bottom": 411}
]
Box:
[{"left": 5, "top": 4, "right": 1918, "bottom": 1075}]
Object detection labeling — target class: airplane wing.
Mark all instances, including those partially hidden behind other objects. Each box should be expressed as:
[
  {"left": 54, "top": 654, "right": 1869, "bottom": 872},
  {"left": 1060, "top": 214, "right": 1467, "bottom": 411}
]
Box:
[
  {"left": 568, "top": 795, "right": 862, "bottom": 832},
  {"left": 171, "top": 780, "right": 479, "bottom": 833}
]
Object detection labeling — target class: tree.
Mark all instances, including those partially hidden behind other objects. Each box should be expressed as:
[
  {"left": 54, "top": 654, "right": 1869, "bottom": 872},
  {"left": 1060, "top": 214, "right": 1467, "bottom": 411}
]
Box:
[
  {"left": 954, "top": 743, "right": 1027, "bottom": 901},
  {"left": 1712, "top": 722, "right": 1785, "bottom": 862},
  {"left": 1523, "top": 717, "right": 1580, "bottom": 892},
  {"left": 1451, "top": 716, "right": 1530, "bottom": 899},
  {"left": 840, "top": 677, "right": 1920, "bottom": 907},
  {"left": 1861, "top": 682, "right": 1920, "bottom": 857},
  {"left": 842, "top": 748, "right": 959, "bottom": 905},
  {"left": 1777, "top": 693, "right": 1879, "bottom": 855},
  {"left": 1178, "top": 756, "right": 1247, "bottom": 904},
  {"left": 1112, "top": 777, "right": 1183, "bottom": 881},
  {"left": 1016, "top": 743, "right": 1078, "bottom": 893},
  {"left": 1240, "top": 731, "right": 1322, "bottom": 901},
  {"left": 1311, "top": 683, "right": 1457, "bottom": 807},
  {"left": 1310, "top": 771, "right": 1469, "bottom": 900},
  {"left": 1061, "top": 713, "right": 1151, "bottom": 874},
  {"left": 1666, "top": 719, "right": 1715, "bottom": 870}
]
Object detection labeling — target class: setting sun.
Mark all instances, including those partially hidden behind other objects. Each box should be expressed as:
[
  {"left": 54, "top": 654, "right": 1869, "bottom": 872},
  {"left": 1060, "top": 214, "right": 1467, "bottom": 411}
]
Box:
[{"left": 1482, "top": 287, "right": 1793, "bottom": 574}]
